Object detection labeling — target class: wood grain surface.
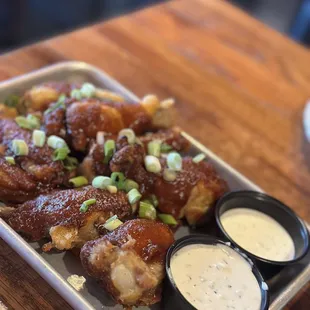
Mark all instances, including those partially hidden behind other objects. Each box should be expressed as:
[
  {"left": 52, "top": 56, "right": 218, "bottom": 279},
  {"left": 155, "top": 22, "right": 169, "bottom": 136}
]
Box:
[{"left": 0, "top": 0, "right": 310, "bottom": 309}]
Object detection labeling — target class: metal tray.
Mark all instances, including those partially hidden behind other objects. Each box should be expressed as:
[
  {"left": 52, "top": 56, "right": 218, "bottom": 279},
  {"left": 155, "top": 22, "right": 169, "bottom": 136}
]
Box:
[{"left": 0, "top": 61, "right": 309, "bottom": 310}]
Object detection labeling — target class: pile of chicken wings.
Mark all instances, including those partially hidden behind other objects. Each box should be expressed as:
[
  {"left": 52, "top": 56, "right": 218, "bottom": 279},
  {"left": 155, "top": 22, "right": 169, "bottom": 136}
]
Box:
[{"left": 0, "top": 82, "right": 228, "bottom": 308}]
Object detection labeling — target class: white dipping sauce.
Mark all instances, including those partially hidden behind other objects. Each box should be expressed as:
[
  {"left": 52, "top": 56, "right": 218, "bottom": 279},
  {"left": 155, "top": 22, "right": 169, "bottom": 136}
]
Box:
[
  {"left": 170, "top": 243, "right": 262, "bottom": 310},
  {"left": 221, "top": 208, "right": 295, "bottom": 261}
]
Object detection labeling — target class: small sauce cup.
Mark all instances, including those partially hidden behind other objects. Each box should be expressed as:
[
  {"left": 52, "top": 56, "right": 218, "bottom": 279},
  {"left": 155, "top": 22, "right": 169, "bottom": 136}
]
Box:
[
  {"left": 163, "top": 234, "right": 269, "bottom": 310},
  {"left": 215, "top": 191, "right": 310, "bottom": 279}
]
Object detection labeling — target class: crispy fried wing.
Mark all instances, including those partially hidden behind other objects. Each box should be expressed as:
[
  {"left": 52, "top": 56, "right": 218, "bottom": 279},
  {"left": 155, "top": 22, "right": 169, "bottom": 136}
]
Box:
[
  {"left": 80, "top": 219, "right": 174, "bottom": 307},
  {"left": 110, "top": 144, "right": 228, "bottom": 224},
  {"left": 7, "top": 186, "right": 132, "bottom": 251},
  {"left": 80, "top": 128, "right": 189, "bottom": 182},
  {"left": 0, "top": 119, "right": 75, "bottom": 202},
  {"left": 21, "top": 82, "right": 78, "bottom": 112}
]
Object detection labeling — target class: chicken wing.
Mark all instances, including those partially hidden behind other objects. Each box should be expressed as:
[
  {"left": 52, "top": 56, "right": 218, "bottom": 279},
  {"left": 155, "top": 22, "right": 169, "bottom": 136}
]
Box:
[
  {"left": 110, "top": 144, "right": 228, "bottom": 225},
  {"left": 21, "top": 81, "right": 78, "bottom": 113},
  {"left": 80, "top": 219, "right": 174, "bottom": 307},
  {"left": 0, "top": 119, "right": 75, "bottom": 202},
  {"left": 7, "top": 186, "right": 133, "bottom": 251},
  {"left": 79, "top": 128, "right": 188, "bottom": 182}
]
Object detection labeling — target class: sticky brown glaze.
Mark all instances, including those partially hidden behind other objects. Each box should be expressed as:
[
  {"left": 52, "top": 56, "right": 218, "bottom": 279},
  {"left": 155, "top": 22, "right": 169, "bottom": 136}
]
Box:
[
  {"left": 7, "top": 186, "right": 132, "bottom": 249},
  {"left": 80, "top": 219, "right": 174, "bottom": 307},
  {"left": 106, "top": 101, "right": 152, "bottom": 134},
  {"left": 66, "top": 99, "right": 124, "bottom": 151},
  {"left": 43, "top": 106, "right": 67, "bottom": 138},
  {"left": 138, "top": 127, "right": 190, "bottom": 152},
  {"left": 21, "top": 82, "right": 79, "bottom": 113},
  {"left": 0, "top": 119, "right": 75, "bottom": 187},
  {"left": 110, "top": 144, "right": 228, "bottom": 224},
  {"left": 0, "top": 157, "right": 42, "bottom": 203}
]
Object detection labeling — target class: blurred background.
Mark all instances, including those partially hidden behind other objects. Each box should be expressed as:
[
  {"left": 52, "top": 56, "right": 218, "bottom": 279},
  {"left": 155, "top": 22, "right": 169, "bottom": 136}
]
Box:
[{"left": 0, "top": 0, "right": 309, "bottom": 53}]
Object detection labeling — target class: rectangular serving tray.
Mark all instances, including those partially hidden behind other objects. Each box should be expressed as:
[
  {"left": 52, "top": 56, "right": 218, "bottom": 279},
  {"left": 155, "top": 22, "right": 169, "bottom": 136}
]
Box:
[{"left": 0, "top": 61, "right": 309, "bottom": 310}]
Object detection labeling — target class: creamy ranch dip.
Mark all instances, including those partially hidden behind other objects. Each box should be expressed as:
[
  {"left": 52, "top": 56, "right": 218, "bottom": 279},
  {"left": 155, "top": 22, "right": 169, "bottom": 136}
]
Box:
[
  {"left": 170, "top": 243, "right": 262, "bottom": 310},
  {"left": 220, "top": 208, "right": 295, "bottom": 261}
]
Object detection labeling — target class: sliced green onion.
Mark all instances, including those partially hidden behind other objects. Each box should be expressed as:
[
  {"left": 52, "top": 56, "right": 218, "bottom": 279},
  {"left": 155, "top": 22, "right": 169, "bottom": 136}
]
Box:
[
  {"left": 135, "top": 137, "right": 143, "bottom": 146},
  {"left": 53, "top": 147, "right": 70, "bottom": 161},
  {"left": 139, "top": 201, "right": 157, "bottom": 220},
  {"left": 150, "top": 194, "right": 159, "bottom": 208},
  {"left": 80, "top": 198, "right": 96, "bottom": 212},
  {"left": 92, "top": 176, "right": 113, "bottom": 189},
  {"left": 163, "top": 168, "right": 177, "bottom": 182},
  {"left": 127, "top": 188, "right": 142, "bottom": 205},
  {"left": 69, "top": 176, "right": 88, "bottom": 187},
  {"left": 111, "top": 172, "right": 125, "bottom": 189},
  {"left": 161, "top": 143, "right": 173, "bottom": 153},
  {"left": 144, "top": 155, "right": 161, "bottom": 173},
  {"left": 103, "top": 139, "right": 115, "bottom": 164},
  {"left": 4, "top": 94, "right": 19, "bottom": 107},
  {"left": 107, "top": 185, "right": 118, "bottom": 194},
  {"left": 70, "top": 89, "right": 82, "bottom": 100},
  {"left": 167, "top": 152, "right": 182, "bottom": 171},
  {"left": 12, "top": 139, "right": 29, "bottom": 156},
  {"left": 118, "top": 128, "right": 136, "bottom": 144},
  {"left": 103, "top": 215, "right": 123, "bottom": 231},
  {"left": 44, "top": 94, "right": 66, "bottom": 115},
  {"left": 5, "top": 156, "right": 15, "bottom": 165},
  {"left": 147, "top": 140, "right": 161, "bottom": 157},
  {"left": 26, "top": 114, "right": 40, "bottom": 129},
  {"left": 47, "top": 135, "right": 68, "bottom": 149},
  {"left": 158, "top": 213, "right": 178, "bottom": 226},
  {"left": 15, "top": 116, "right": 30, "bottom": 129},
  {"left": 63, "top": 156, "right": 78, "bottom": 171},
  {"left": 80, "top": 83, "right": 96, "bottom": 98},
  {"left": 193, "top": 153, "right": 206, "bottom": 163},
  {"left": 124, "top": 179, "right": 139, "bottom": 192},
  {"left": 32, "top": 130, "right": 46, "bottom": 147}
]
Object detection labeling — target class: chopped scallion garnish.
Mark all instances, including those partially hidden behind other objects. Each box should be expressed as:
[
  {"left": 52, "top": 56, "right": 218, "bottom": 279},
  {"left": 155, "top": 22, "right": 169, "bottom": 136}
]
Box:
[
  {"left": 47, "top": 135, "right": 68, "bottom": 149},
  {"left": 26, "top": 114, "right": 40, "bottom": 129},
  {"left": 70, "top": 89, "right": 82, "bottom": 100},
  {"left": 107, "top": 185, "right": 118, "bottom": 194},
  {"left": 80, "top": 198, "right": 96, "bottom": 212},
  {"left": 147, "top": 140, "right": 161, "bottom": 157},
  {"left": 44, "top": 94, "right": 66, "bottom": 115},
  {"left": 103, "top": 215, "right": 123, "bottom": 231},
  {"left": 69, "top": 176, "right": 88, "bottom": 187},
  {"left": 63, "top": 156, "right": 78, "bottom": 171},
  {"left": 144, "top": 155, "right": 161, "bottom": 173},
  {"left": 167, "top": 152, "right": 182, "bottom": 171},
  {"left": 127, "top": 188, "right": 142, "bottom": 205},
  {"left": 103, "top": 139, "right": 115, "bottom": 164},
  {"left": 118, "top": 128, "right": 136, "bottom": 144},
  {"left": 160, "top": 143, "right": 173, "bottom": 153},
  {"left": 5, "top": 156, "right": 15, "bottom": 165},
  {"left": 124, "top": 179, "right": 139, "bottom": 192},
  {"left": 158, "top": 213, "right": 178, "bottom": 226},
  {"left": 163, "top": 168, "right": 177, "bottom": 182},
  {"left": 111, "top": 172, "right": 125, "bottom": 190},
  {"left": 4, "top": 94, "right": 19, "bottom": 107},
  {"left": 12, "top": 139, "right": 29, "bottom": 156},
  {"left": 139, "top": 201, "right": 157, "bottom": 220},
  {"left": 150, "top": 194, "right": 159, "bottom": 208},
  {"left": 15, "top": 116, "right": 30, "bottom": 129},
  {"left": 92, "top": 176, "right": 113, "bottom": 189},
  {"left": 193, "top": 153, "right": 206, "bottom": 163},
  {"left": 32, "top": 130, "right": 46, "bottom": 147},
  {"left": 53, "top": 147, "right": 70, "bottom": 161},
  {"left": 80, "top": 83, "right": 96, "bottom": 98}
]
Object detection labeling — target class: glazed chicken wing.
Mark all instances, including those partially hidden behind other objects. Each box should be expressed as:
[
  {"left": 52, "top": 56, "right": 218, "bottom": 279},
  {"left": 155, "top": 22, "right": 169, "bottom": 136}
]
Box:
[
  {"left": 79, "top": 128, "right": 189, "bottom": 181},
  {"left": 110, "top": 144, "right": 228, "bottom": 225},
  {"left": 80, "top": 219, "right": 174, "bottom": 307},
  {"left": 7, "top": 186, "right": 132, "bottom": 251},
  {"left": 0, "top": 119, "right": 75, "bottom": 202}
]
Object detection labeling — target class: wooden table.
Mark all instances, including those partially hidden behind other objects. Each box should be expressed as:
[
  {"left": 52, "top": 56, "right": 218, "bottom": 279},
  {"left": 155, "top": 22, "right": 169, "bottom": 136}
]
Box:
[{"left": 0, "top": 0, "right": 310, "bottom": 309}]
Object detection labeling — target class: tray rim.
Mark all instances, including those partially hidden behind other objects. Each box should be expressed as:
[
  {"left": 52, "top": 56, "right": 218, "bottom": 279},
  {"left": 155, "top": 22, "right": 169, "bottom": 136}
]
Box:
[{"left": 0, "top": 60, "right": 309, "bottom": 310}]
